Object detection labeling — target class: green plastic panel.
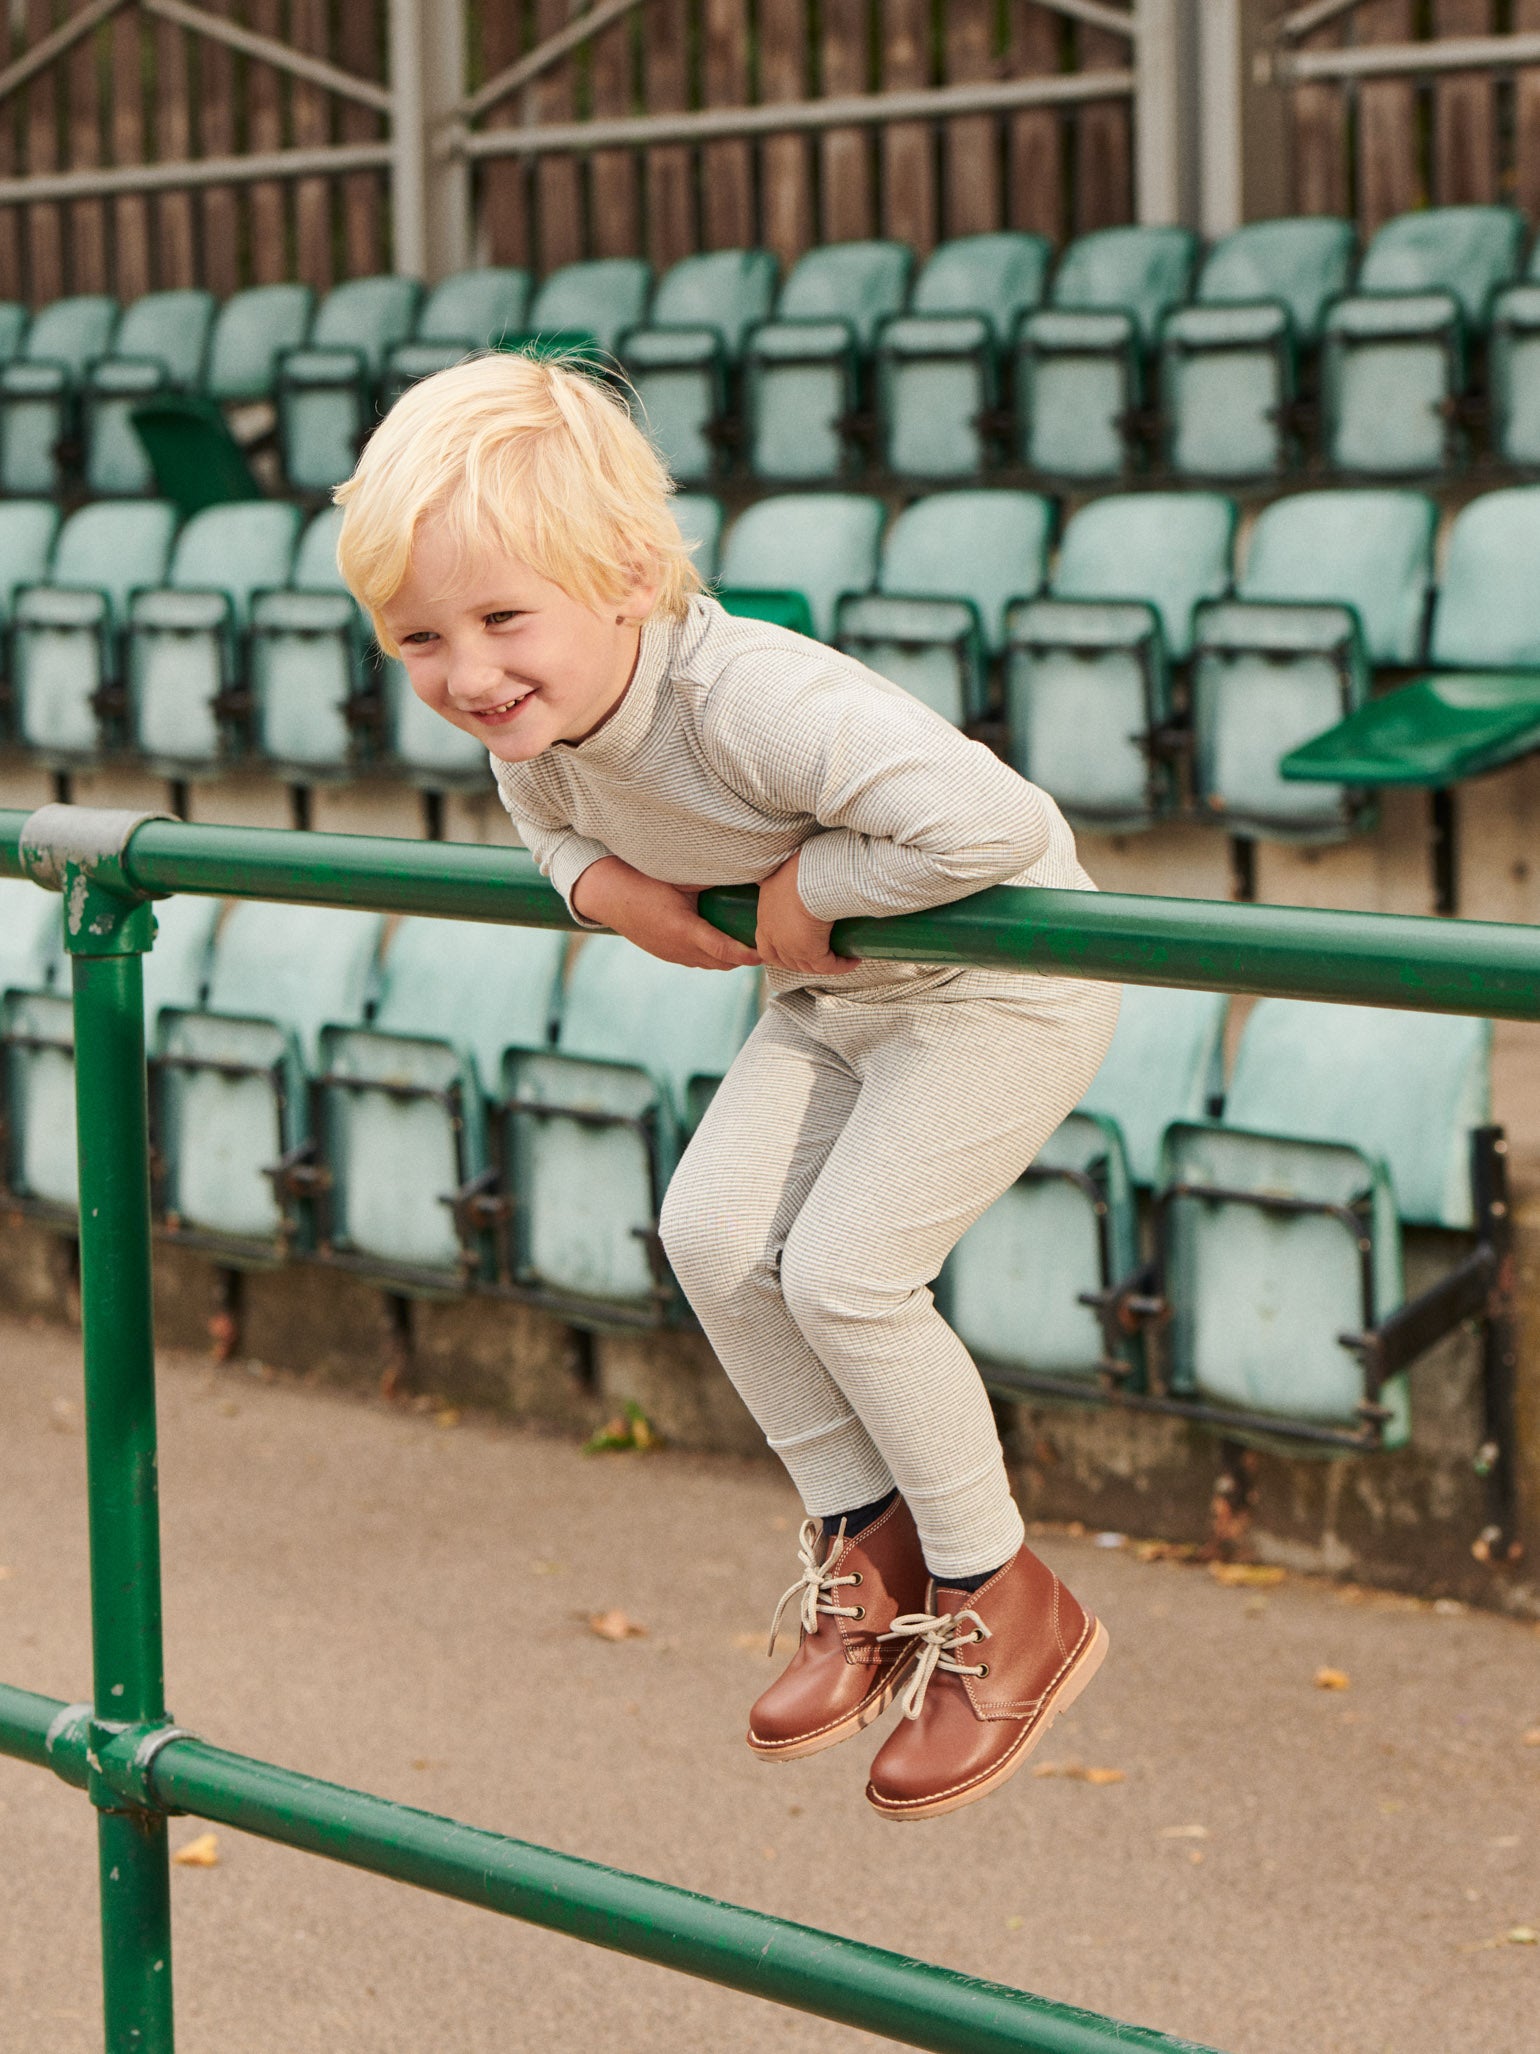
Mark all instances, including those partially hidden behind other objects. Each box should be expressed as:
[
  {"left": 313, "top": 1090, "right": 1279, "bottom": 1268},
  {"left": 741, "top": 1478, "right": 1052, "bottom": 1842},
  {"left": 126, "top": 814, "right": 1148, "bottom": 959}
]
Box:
[
  {"left": 1191, "top": 215, "right": 1356, "bottom": 341},
  {"left": 836, "top": 594, "right": 984, "bottom": 725},
  {"left": 1281, "top": 670, "right": 1540, "bottom": 787},
  {"left": 773, "top": 239, "right": 912, "bottom": 346},
  {"left": 1079, "top": 982, "right": 1229, "bottom": 1188},
  {"left": 1051, "top": 491, "right": 1235, "bottom": 659},
  {"left": 1005, "top": 600, "right": 1168, "bottom": 830},
  {"left": 1239, "top": 489, "right": 1436, "bottom": 664},
  {"left": 717, "top": 493, "right": 883, "bottom": 641},
  {"left": 1047, "top": 225, "right": 1199, "bottom": 348},
  {"left": 716, "top": 586, "right": 816, "bottom": 637},
  {"left": 206, "top": 282, "right": 314, "bottom": 403},
  {"left": 639, "top": 247, "right": 778, "bottom": 354},
  {"left": 1430, "top": 487, "right": 1540, "bottom": 667},
  {"left": 879, "top": 490, "right": 1052, "bottom": 650},
  {"left": 414, "top": 266, "right": 531, "bottom": 347},
  {"left": 128, "top": 394, "right": 265, "bottom": 514},
  {"left": 1353, "top": 204, "right": 1523, "bottom": 327},
  {"left": 526, "top": 259, "right": 652, "bottom": 356}
]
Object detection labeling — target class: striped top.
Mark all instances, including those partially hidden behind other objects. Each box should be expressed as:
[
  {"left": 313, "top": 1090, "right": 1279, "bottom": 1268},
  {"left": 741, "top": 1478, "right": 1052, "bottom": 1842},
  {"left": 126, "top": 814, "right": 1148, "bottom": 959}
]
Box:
[{"left": 493, "top": 594, "right": 1096, "bottom": 998}]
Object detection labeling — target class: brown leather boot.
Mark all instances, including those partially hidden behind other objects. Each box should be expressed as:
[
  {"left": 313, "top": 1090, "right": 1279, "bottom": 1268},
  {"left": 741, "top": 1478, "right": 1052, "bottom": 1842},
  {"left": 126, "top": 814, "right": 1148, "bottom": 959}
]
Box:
[
  {"left": 864, "top": 1543, "right": 1108, "bottom": 1821},
  {"left": 747, "top": 1498, "right": 928, "bottom": 1761}
]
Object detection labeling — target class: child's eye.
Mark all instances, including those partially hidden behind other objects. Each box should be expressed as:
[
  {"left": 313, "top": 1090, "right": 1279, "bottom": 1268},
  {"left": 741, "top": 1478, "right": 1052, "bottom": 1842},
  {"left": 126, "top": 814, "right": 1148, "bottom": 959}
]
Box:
[
  {"left": 485, "top": 609, "right": 520, "bottom": 627},
  {"left": 399, "top": 629, "right": 437, "bottom": 648}
]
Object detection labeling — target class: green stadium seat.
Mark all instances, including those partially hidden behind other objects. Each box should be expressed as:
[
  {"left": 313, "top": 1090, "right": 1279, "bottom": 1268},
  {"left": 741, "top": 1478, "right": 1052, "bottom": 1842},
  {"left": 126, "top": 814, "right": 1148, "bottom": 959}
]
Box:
[
  {"left": 276, "top": 274, "right": 424, "bottom": 493},
  {"left": 0, "top": 495, "right": 61, "bottom": 635},
  {"left": 835, "top": 490, "right": 1054, "bottom": 725},
  {"left": 511, "top": 257, "right": 653, "bottom": 360},
  {"left": 1282, "top": 486, "right": 1540, "bottom": 787},
  {"left": 943, "top": 985, "right": 1227, "bottom": 1391},
  {"left": 1190, "top": 489, "right": 1436, "bottom": 840},
  {"left": 743, "top": 240, "right": 914, "bottom": 480},
  {"left": 126, "top": 500, "right": 303, "bottom": 773},
  {"left": 1161, "top": 216, "right": 1356, "bottom": 478},
  {"left": 620, "top": 248, "right": 778, "bottom": 480},
  {"left": 1322, "top": 205, "right": 1524, "bottom": 474},
  {"left": 153, "top": 902, "right": 383, "bottom": 1258},
  {"left": 876, "top": 232, "right": 1051, "bottom": 480},
  {"left": 0, "top": 877, "right": 62, "bottom": 997},
  {"left": 11, "top": 499, "right": 177, "bottom": 766},
  {"left": 247, "top": 506, "right": 375, "bottom": 778},
  {"left": 204, "top": 282, "right": 315, "bottom": 406},
  {"left": 1016, "top": 226, "right": 1198, "bottom": 479},
  {"left": 315, "top": 917, "right": 566, "bottom": 1287},
  {"left": 0, "top": 303, "right": 28, "bottom": 363},
  {"left": 673, "top": 491, "right": 724, "bottom": 585},
  {"left": 84, "top": 288, "right": 217, "bottom": 495},
  {"left": 380, "top": 266, "right": 533, "bottom": 402},
  {"left": 124, "top": 392, "right": 265, "bottom": 516},
  {"left": 1159, "top": 999, "right": 1491, "bottom": 1449},
  {"left": 504, "top": 936, "right": 759, "bottom": 1319},
  {"left": 0, "top": 293, "right": 118, "bottom": 493},
  {"left": 715, "top": 492, "right": 884, "bottom": 642},
  {"left": 715, "top": 587, "right": 816, "bottom": 636},
  {"left": 1004, "top": 492, "right": 1234, "bottom": 829}
]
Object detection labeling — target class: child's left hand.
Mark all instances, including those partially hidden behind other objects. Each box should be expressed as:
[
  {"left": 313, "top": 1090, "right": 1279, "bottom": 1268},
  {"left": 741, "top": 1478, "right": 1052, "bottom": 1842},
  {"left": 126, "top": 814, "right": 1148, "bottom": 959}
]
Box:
[{"left": 756, "top": 851, "right": 861, "bottom": 974}]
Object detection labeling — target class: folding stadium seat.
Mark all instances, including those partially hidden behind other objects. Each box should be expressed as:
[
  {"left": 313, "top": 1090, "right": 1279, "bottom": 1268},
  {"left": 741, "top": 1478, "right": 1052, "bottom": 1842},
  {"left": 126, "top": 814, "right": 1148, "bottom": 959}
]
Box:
[
  {"left": 942, "top": 985, "right": 1228, "bottom": 1392},
  {"left": 83, "top": 288, "right": 217, "bottom": 495},
  {"left": 673, "top": 491, "right": 724, "bottom": 586},
  {"left": 126, "top": 500, "right": 303, "bottom": 774},
  {"left": 3, "top": 893, "right": 219, "bottom": 1219},
  {"left": 380, "top": 266, "right": 532, "bottom": 404},
  {"left": 1189, "top": 489, "right": 1436, "bottom": 841},
  {"left": 503, "top": 936, "right": 759, "bottom": 1318},
  {"left": 1015, "top": 226, "right": 1198, "bottom": 479},
  {"left": 743, "top": 241, "right": 914, "bottom": 481},
  {"left": 1157, "top": 999, "right": 1492, "bottom": 1449},
  {"left": 0, "top": 877, "right": 62, "bottom": 999},
  {"left": 1160, "top": 216, "right": 1356, "bottom": 478},
  {"left": 515, "top": 257, "right": 653, "bottom": 358},
  {"left": 153, "top": 902, "right": 383, "bottom": 1258},
  {"left": 1004, "top": 492, "right": 1235, "bottom": 828},
  {"left": 205, "top": 282, "right": 315, "bottom": 413},
  {"left": 0, "top": 500, "right": 61, "bottom": 742},
  {"left": 276, "top": 274, "right": 424, "bottom": 493},
  {"left": 1489, "top": 240, "right": 1540, "bottom": 465},
  {"left": 877, "top": 232, "right": 1051, "bottom": 480},
  {"left": 715, "top": 492, "right": 884, "bottom": 642},
  {"left": 0, "top": 293, "right": 118, "bottom": 493},
  {"left": 0, "top": 303, "right": 28, "bottom": 362},
  {"left": 1322, "top": 205, "right": 1524, "bottom": 474},
  {"left": 247, "top": 505, "right": 374, "bottom": 778},
  {"left": 1282, "top": 486, "right": 1540, "bottom": 790},
  {"left": 314, "top": 918, "right": 567, "bottom": 1288},
  {"left": 618, "top": 248, "right": 778, "bottom": 481},
  {"left": 10, "top": 499, "right": 177, "bottom": 766},
  {"left": 835, "top": 490, "right": 1054, "bottom": 726}
]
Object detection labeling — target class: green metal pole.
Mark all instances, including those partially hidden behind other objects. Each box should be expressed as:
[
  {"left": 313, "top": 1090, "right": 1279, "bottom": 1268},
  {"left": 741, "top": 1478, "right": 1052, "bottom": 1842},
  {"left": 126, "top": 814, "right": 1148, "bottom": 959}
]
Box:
[{"left": 66, "top": 889, "right": 175, "bottom": 2054}]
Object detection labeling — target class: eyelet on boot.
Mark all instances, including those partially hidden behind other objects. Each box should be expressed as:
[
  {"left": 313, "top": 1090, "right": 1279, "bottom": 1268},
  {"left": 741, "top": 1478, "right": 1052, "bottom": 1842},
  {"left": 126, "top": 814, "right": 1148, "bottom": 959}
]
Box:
[
  {"left": 850, "top": 1573, "right": 863, "bottom": 1585},
  {"left": 852, "top": 1606, "right": 866, "bottom": 1619},
  {"left": 977, "top": 1663, "right": 989, "bottom": 1676}
]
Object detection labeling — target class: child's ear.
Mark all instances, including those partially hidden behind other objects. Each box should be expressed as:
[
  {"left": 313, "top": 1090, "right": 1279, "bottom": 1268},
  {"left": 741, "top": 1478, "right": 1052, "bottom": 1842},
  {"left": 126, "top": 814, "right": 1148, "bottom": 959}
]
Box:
[{"left": 615, "top": 580, "right": 659, "bottom": 626}]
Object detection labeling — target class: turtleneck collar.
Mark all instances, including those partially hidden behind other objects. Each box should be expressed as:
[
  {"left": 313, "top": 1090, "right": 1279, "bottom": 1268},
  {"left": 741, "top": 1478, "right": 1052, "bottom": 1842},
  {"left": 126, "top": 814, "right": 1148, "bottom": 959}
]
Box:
[{"left": 556, "top": 606, "right": 677, "bottom": 768}]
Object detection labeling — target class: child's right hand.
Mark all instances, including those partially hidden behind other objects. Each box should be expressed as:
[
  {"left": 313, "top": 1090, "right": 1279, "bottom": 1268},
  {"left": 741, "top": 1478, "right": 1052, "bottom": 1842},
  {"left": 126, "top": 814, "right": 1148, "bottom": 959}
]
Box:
[{"left": 571, "top": 857, "right": 761, "bottom": 971}]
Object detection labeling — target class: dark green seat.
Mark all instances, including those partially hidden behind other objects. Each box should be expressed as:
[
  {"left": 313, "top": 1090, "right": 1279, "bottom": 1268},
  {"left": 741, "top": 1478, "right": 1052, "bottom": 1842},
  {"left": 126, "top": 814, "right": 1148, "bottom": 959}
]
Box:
[
  {"left": 619, "top": 249, "right": 778, "bottom": 480},
  {"left": 84, "top": 288, "right": 217, "bottom": 494},
  {"left": 716, "top": 587, "right": 815, "bottom": 636},
  {"left": 0, "top": 293, "right": 118, "bottom": 493},
  {"left": 127, "top": 393, "right": 264, "bottom": 516}
]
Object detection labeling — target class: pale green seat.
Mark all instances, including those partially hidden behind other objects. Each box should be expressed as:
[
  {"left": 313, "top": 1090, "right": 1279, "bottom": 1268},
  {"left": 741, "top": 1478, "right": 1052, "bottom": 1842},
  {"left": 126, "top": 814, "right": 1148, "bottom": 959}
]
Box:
[
  {"left": 0, "top": 303, "right": 28, "bottom": 362},
  {"left": 1282, "top": 486, "right": 1540, "bottom": 788},
  {"left": 512, "top": 258, "right": 653, "bottom": 359},
  {"left": 127, "top": 500, "right": 303, "bottom": 773},
  {"left": 317, "top": 917, "right": 567, "bottom": 1286},
  {"left": 1323, "top": 206, "right": 1524, "bottom": 474},
  {"left": 1191, "top": 490, "right": 1436, "bottom": 841},
  {"left": 0, "top": 294, "right": 118, "bottom": 493},
  {"left": 1005, "top": 492, "right": 1235, "bottom": 829},
  {"left": 877, "top": 233, "right": 1051, "bottom": 480},
  {"left": 836, "top": 491, "right": 1053, "bottom": 726},
  {"left": 0, "top": 499, "right": 62, "bottom": 673},
  {"left": 0, "top": 877, "right": 63, "bottom": 996},
  {"left": 744, "top": 241, "right": 914, "bottom": 480},
  {"left": 12, "top": 499, "right": 176, "bottom": 765},
  {"left": 716, "top": 493, "right": 884, "bottom": 642},
  {"left": 84, "top": 289, "right": 216, "bottom": 494},
  {"left": 1016, "top": 227, "right": 1197, "bottom": 479},
  {"left": 673, "top": 492, "right": 724, "bottom": 584},
  {"left": 382, "top": 656, "right": 494, "bottom": 788},
  {"left": 205, "top": 283, "right": 315, "bottom": 405},
  {"left": 249, "top": 506, "right": 373, "bottom": 777},
  {"left": 381, "top": 267, "right": 533, "bottom": 402},
  {"left": 944, "top": 985, "right": 1228, "bottom": 1388},
  {"left": 277, "top": 274, "right": 424, "bottom": 493},
  {"left": 1161, "top": 1000, "right": 1491, "bottom": 1448},
  {"left": 505, "top": 937, "right": 759, "bottom": 1319},
  {"left": 154, "top": 902, "right": 383, "bottom": 1257},
  {"left": 1161, "top": 217, "right": 1356, "bottom": 478},
  {"left": 4, "top": 893, "right": 218, "bottom": 1219},
  {"left": 620, "top": 249, "right": 778, "bottom": 481}
]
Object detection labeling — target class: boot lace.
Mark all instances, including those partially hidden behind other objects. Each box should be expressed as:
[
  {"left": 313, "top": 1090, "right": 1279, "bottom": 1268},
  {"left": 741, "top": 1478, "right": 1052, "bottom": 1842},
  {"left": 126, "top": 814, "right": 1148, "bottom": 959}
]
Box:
[
  {"left": 766, "top": 1518, "right": 865, "bottom": 1655},
  {"left": 879, "top": 1607, "right": 992, "bottom": 1720}
]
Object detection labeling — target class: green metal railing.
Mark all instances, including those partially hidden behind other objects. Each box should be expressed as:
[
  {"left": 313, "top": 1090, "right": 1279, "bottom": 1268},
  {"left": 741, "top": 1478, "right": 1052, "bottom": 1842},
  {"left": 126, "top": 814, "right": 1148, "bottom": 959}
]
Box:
[{"left": 2, "top": 801, "right": 1538, "bottom": 2054}]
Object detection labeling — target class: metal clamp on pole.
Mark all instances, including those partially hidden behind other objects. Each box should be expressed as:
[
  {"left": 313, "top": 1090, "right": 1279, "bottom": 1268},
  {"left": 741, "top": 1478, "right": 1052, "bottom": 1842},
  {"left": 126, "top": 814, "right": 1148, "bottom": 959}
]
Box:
[{"left": 17, "top": 803, "right": 171, "bottom": 957}]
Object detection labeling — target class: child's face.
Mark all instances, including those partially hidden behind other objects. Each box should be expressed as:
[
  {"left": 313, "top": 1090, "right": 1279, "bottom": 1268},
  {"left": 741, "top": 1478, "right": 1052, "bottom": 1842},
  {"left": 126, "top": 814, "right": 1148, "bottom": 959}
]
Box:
[{"left": 382, "top": 526, "right": 656, "bottom": 763}]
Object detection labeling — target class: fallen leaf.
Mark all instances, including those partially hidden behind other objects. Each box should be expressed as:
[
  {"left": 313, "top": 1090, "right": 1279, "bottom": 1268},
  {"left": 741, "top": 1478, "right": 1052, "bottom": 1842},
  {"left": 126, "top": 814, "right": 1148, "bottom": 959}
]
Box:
[
  {"left": 434, "top": 1408, "right": 461, "bottom": 1429},
  {"left": 1005, "top": 1915, "right": 1025, "bottom": 1931},
  {"left": 588, "top": 1609, "right": 647, "bottom": 1642},
  {"left": 1507, "top": 1927, "right": 1537, "bottom": 1945},
  {"left": 1032, "top": 1760, "right": 1125, "bottom": 1784},
  {"left": 583, "top": 1402, "right": 661, "bottom": 1455},
  {"left": 172, "top": 1832, "right": 219, "bottom": 1868},
  {"left": 1378, "top": 1800, "right": 1404, "bottom": 1815},
  {"left": 1315, "top": 1667, "right": 1351, "bottom": 1691},
  {"left": 1136, "top": 1539, "right": 1199, "bottom": 1564},
  {"left": 1160, "top": 1824, "right": 1209, "bottom": 1840},
  {"left": 1083, "top": 1766, "right": 1126, "bottom": 1785},
  {"left": 1210, "top": 1562, "right": 1286, "bottom": 1589}
]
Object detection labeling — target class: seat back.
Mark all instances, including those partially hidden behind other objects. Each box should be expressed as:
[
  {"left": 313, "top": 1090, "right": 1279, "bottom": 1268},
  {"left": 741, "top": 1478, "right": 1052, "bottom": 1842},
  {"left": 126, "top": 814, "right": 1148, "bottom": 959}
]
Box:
[
  {"left": 288, "top": 505, "right": 346, "bottom": 592},
  {"left": 416, "top": 267, "right": 530, "bottom": 346},
  {"left": 204, "top": 901, "right": 384, "bottom": 1066},
  {"left": 46, "top": 499, "right": 178, "bottom": 619},
  {"left": 673, "top": 493, "right": 725, "bottom": 585},
  {"left": 878, "top": 491, "right": 1053, "bottom": 651},
  {"left": 309, "top": 274, "right": 422, "bottom": 371},
  {"left": 1354, "top": 205, "right": 1523, "bottom": 328},
  {"left": 0, "top": 303, "right": 27, "bottom": 359},
  {"left": 0, "top": 879, "right": 61, "bottom": 995},
  {"left": 556, "top": 936, "right": 759, "bottom": 1112},
  {"left": 646, "top": 249, "right": 778, "bottom": 353},
  {"left": 373, "top": 918, "right": 566, "bottom": 1082},
  {"left": 166, "top": 500, "right": 303, "bottom": 622},
  {"left": 1049, "top": 226, "right": 1198, "bottom": 347},
  {"left": 0, "top": 499, "right": 61, "bottom": 615},
  {"left": 1195, "top": 217, "right": 1356, "bottom": 342},
  {"left": 775, "top": 240, "right": 913, "bottom": 347},
  {"left": 206, "top": 283, "right": 315, "bottom": 402},
  {"left": 1052, "top": 492, "right": 1235, "bottom": 659},
  {"left": 1224, "top": 998, "right": 1491, "bottom": 1228},
  {"left": 110, "top": 289, "right": 215, "bottom": 383},
  {"left": 717, "top": 494, "right": 884, "bottom": 640},
  {"left": 1239, "top": 490, "right": 1436, "bottom": 664},
  {"left": 1080, "top": 984, "right": 1228, "bottom": 1187},
  {"left": 22, "top": 293, "right": 117, "bottom": 370},
  {"left": 1430, "top": 488, "right": 1540, "bottom": 668},
  {"left": 528, "top": 259, "right": 652, "bottom": 354},
  {"left": 909, "top": 233, "right": 1051, "bottom": 339}
]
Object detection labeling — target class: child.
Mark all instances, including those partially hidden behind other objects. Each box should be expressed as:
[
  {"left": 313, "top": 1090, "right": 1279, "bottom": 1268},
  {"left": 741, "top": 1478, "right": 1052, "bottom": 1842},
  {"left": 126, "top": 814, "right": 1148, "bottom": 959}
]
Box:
[{"left": 335, "top": 353, "right": 1121, "bottom": 1823}]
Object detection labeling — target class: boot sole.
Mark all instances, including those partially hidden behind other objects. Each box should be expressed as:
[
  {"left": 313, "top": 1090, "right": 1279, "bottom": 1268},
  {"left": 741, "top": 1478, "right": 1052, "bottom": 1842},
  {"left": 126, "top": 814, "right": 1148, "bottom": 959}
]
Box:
[
  {"left": 746, "top": 1644, "right": 920, "bottom": 1764},
  {"left": 866, "top": 1616, "right": 1110, "bottom": 1821}
]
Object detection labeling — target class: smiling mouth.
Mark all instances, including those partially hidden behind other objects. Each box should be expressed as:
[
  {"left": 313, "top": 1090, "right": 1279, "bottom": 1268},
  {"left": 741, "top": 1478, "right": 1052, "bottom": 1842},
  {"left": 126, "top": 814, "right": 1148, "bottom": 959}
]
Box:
[{"left": 471, "top": 689, "right": 535, "bottom": 726}]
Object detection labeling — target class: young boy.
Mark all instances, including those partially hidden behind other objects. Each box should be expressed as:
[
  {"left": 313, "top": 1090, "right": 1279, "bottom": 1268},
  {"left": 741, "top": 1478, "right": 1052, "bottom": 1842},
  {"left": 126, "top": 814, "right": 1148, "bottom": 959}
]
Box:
[{"left": 336, "top": 352, "right": 1121, "bottom": 1822}]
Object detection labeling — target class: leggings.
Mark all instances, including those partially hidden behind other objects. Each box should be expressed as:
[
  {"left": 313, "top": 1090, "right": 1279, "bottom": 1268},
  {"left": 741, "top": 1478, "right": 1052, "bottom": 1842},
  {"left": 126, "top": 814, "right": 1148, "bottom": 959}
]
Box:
[{"left": 659, "top": 971, "right": 1121, "bottom": 1580}]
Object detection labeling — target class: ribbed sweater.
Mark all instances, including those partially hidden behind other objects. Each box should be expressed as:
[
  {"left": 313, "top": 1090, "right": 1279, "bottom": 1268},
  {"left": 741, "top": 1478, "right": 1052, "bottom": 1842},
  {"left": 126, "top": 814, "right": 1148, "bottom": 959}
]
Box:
[{"left": 492, "top": 594, "right": 1096, "bottom": 997}]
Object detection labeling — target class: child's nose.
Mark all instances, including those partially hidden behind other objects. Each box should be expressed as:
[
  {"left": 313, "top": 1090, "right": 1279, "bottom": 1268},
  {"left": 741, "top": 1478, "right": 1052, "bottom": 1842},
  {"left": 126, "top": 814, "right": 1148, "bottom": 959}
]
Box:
[{"left": 444, "top": 651, "right": 507, "bottom": 708}]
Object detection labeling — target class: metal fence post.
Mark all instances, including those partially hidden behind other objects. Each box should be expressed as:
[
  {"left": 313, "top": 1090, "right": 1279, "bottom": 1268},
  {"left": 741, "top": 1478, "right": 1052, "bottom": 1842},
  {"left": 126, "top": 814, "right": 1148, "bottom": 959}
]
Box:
[{"left": 388, "top": 0, "right": 470, "bottom": 280}]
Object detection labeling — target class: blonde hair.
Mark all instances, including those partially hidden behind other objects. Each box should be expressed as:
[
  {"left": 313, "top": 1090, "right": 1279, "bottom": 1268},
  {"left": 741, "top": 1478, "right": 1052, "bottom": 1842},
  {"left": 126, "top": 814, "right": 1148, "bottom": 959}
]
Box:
[{"left": 334, "top": 351, "right": 701, "bottom": 654}]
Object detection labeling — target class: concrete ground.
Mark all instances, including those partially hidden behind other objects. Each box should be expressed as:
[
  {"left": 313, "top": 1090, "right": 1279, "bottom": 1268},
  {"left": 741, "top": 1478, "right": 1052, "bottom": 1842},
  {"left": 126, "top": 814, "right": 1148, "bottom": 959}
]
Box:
[{"left": 1, "top": 1314, "right": 1538, "bottom": 2054}]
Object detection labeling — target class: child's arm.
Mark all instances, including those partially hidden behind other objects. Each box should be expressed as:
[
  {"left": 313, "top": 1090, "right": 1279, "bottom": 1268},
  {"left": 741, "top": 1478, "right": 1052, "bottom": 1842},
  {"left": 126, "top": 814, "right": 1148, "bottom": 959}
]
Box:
[{"left": 571, "top": 856, "right": 761, "bottom": 971}]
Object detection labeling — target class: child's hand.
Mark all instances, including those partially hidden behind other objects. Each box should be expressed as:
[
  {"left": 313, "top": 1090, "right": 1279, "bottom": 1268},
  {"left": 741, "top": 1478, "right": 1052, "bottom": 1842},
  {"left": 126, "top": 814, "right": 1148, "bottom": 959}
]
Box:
[
  {"left": 755, "top": 851, "right": 860, "bottom": 974},
  {"left": 572, "top": 857, "right": 761, "bottom": 971}
]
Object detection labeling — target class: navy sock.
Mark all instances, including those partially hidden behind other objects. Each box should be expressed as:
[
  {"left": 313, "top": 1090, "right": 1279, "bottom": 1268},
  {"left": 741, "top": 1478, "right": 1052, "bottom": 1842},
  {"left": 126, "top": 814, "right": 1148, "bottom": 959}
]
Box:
[
  {"left": 821, "top": 1487, "right": 898, "bottom": 1542},
  {"left": 939, "top": 1561, "right": 1007, "bottom": 1594}
]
